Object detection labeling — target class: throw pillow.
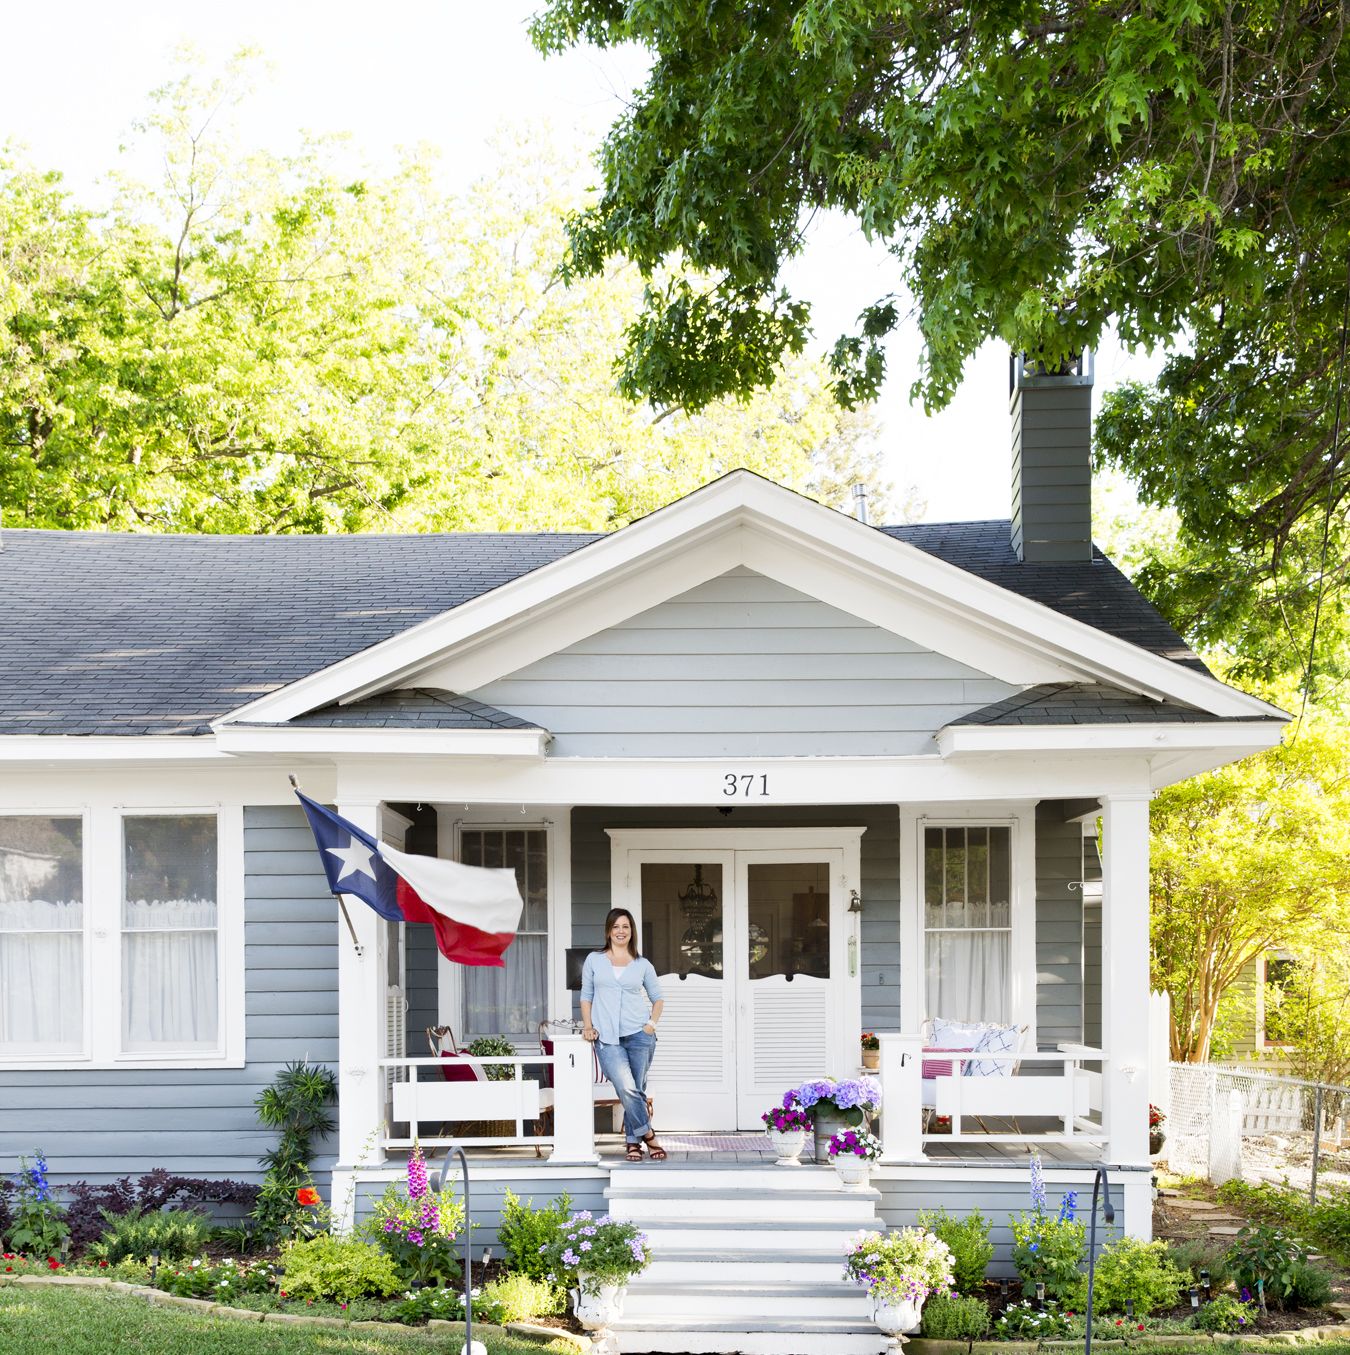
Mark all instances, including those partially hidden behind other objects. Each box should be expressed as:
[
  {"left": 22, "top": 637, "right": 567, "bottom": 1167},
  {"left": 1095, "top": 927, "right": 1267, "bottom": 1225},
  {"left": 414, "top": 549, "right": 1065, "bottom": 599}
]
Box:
[
  {"left": 921, "top": 1048, "right": 973, "bottom": 1078},
  {"left": 930, "top": 1017, "right": 987, "bottom": 1049},
  {"left": 964, "top": 1024, "right": 1020, "bottom": 1077}
]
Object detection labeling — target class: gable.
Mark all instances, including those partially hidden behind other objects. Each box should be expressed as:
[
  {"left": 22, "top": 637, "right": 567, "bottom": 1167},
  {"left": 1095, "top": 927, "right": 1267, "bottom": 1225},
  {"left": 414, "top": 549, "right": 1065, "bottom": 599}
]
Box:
[{"left": 463, "top": 568, "right": 1017, "bottom": 757}]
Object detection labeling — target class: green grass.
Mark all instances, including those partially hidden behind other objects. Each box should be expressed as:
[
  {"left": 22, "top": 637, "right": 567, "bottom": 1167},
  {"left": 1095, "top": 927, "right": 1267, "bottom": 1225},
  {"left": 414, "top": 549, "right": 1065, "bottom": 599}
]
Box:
[{"left": 0, "top": 1285, "right": 574, "bottom": 1355}]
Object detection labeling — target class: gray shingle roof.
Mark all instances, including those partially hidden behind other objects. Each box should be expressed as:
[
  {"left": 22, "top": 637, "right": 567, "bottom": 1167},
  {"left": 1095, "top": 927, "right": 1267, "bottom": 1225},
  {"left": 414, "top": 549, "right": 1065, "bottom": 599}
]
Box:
[
  {"left": 259, "top": 688, "right": 541, "bottom": 730},
  {"left": 949, "top": 682, "right": 1235, "bottom": 727},
  {"left": 1, "top": 519, "right": 1207, "bottom": 736}
]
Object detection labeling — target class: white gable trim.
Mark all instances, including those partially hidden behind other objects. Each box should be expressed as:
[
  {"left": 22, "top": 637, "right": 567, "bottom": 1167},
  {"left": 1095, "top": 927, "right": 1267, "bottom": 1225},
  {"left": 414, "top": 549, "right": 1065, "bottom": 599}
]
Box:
[
  {"left": 216, "top": 473, "right": 1280, "bottom": 727},
  {"left": 937, "top": 720, "right": 1285, "bottom": 757},
  {"left": 212, "top": 725, "right": 549, "bottom": 758}
]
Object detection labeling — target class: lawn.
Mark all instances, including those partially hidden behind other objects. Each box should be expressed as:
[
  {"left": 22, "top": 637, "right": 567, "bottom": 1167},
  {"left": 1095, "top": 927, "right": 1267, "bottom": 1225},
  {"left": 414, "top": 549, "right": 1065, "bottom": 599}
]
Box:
[{"left": 0, "top": 1285, "right": 576, "bottom": 1355}]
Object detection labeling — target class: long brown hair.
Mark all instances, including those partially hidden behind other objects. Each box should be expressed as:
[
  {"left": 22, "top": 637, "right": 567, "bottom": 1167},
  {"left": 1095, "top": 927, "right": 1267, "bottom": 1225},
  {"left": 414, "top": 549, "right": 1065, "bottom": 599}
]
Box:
[{"left": 603, "top": 907, "right": 640, "bottom": 960}]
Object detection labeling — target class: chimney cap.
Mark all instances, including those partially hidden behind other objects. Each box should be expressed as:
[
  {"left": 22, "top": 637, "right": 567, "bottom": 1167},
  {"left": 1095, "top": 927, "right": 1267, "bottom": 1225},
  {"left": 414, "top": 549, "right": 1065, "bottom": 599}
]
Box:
[{"left": 1010, "top": 349, "right": 1093, "bottom": 396}]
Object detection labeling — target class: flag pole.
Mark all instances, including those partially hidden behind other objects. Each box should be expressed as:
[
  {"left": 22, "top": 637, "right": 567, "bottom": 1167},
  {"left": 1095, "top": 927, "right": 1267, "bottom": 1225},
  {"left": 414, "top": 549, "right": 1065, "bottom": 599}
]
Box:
[{"left": 290, "top": 774, "right": 366, "bottom": 958}]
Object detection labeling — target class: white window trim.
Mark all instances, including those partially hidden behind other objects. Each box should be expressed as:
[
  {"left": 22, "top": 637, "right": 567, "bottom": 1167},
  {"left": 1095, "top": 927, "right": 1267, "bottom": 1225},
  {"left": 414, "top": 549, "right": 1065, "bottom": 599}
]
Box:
[
  {"left": 0, "top": 803, "right": 245, "bottom": 1072},
  {"left": 901, "top": 806, "right": 1037, "bottom": 1047},
  {"left": 436, "top": 811, "right": 564, "bottom": 1047}
]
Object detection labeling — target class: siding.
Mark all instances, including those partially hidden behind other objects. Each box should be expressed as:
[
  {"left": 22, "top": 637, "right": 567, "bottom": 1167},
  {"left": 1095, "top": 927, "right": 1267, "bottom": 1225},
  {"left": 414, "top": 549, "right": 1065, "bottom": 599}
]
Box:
[
  {"left": 405, "top": 923, "right": 440, "bottom": 1058},
  {"left": 571, "top": 805, "right": 902, "bottom": 1033},
  {"left": 0, "top": 805, "right": 338, "bottom": 1188},
  {"left": 1035, "top": 804, "right": 1085, "bottom": 1046},
  {"left": 469, "top": 568, "right": 1015, "bottom": 757}
]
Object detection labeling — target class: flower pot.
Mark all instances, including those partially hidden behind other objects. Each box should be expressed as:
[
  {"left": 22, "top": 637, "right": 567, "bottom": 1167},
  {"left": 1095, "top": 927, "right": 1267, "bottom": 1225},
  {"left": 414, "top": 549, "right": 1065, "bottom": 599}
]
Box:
[
  {"left": 833, "top": 1156, "right": 873, "bottom": 1188},
  {"left": 768, "top": 1127, "right": 807, "bottom": 1165},
  {"left": 812, "top": 1104, "right": 862, "bottom": 1162},
  {"left": 872, "top": 1293, "right": 923, "bottom": 1336},
  {"left": 1149, "top": 1129, "right": 1166, "bottom": 1156},
  {"left": 570, "top": 1277, "right": 627, "bottom": 1330},
  {"left": 862, "top": 1050, "right": 880, "bottom": 1070}
]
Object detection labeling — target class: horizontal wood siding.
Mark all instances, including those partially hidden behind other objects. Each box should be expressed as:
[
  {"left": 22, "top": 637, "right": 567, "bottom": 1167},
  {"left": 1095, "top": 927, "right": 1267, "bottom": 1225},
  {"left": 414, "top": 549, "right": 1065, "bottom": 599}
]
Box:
[
  {"left": 1035, "top": 804, "right": 1085, "bottom": 1047},
  {"left": 0, "top": 805, "right": 338, "bottom": 1187},
  {"left": 405, "top": 923, "right": 440, "bottom": 1059},
  {"left": 470, "top": 569, "right": 1014, "bottom": 757},
  {"left": 571, "top": 806, "right": 902, "bottom": 1033}
]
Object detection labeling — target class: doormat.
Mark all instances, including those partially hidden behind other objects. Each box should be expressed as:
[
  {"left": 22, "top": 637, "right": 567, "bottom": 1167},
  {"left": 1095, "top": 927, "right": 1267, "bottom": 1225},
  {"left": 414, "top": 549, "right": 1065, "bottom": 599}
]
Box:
[{"left": 658, "top": 1134, "right": 775, "bottom": 1152}]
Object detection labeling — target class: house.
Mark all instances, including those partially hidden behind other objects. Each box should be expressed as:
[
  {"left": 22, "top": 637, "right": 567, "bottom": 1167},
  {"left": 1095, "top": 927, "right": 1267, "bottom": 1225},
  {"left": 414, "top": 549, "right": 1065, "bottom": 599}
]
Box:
[{"left": 0, "top": 356, "right": 1286, "bottom": 1350}]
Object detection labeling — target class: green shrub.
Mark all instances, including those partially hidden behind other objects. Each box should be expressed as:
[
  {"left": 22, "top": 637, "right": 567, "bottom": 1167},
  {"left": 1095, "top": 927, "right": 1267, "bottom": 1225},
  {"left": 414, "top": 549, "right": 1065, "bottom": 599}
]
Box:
[
  {"left": 279, "top": 1233, "right": 403, "bottom": 1301},
  {"left": 1225, "top": 1223, "right": 1309, "bottom": 1310},
  {"left": 85, "top": 1207, "right": 213, "bottom": 1264},
  {"left": 1010, "top": 1209, "right": 1086, "bottom": 1306},
  {"left": 156, "top": 1255, "right": 273, "bottom": 1300},
  {"left": 1089, "top": 1237, "right": 1189, "bottom": 1316},
  {"left": 1166, "top": 1235, "right": 1234, "bottom": 1293},
  {"left": 251, "top": 1061, "right": 337, "bottom": 1243},
  {"left": 1192, "top": 1294, "right": 1256, "bottom": 1333},
  {"left": 481, "top": 1271, "right": 565, "bottom": 1320},
  {"left": 497, "top": 1189, "right": 572, "bottom": 1281},
  {"left": 1218, "top": 1178, "right": 1350, "bottom": 1268},
  {"left": 917, "top": 1208, "right": 994, "bottom": 1296},
  {"left": 920, "top": 1292, "right": 991, "bottom": 1339},
  {"left": 1286, "top": 1259, "right": 1334, "bottom": 1309}
]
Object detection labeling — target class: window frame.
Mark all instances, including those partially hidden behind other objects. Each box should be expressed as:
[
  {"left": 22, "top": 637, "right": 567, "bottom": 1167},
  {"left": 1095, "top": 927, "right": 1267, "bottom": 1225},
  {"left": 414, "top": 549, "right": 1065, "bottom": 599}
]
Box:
[{"left": 0, "top": 802, "right": 245, "bottom": 1072}]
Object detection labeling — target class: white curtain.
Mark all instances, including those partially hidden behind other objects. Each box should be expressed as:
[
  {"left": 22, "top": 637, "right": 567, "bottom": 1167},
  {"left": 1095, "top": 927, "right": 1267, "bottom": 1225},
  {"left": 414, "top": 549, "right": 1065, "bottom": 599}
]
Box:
[
  {"left": 0, "top": 897, "right": 83, "bottom": 1051},
  {"left": 122, "top": 898, "right": 218, "bottom": 1049},
  {"left": 465, "top": 934, "right": 547, "bottom": 1036},
  {"left": 925, "top": 931, "right": 1010, "bottom": 1025}
]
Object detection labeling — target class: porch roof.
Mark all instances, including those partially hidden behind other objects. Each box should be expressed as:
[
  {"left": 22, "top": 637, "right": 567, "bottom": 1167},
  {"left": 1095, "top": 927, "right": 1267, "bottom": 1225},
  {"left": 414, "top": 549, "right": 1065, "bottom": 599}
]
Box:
[
  {"left": 948, "top": 681, "right": 1271, "bottom": 728},
  {"left": 241, "top": 688, "right": 542, "bottom": 731}
]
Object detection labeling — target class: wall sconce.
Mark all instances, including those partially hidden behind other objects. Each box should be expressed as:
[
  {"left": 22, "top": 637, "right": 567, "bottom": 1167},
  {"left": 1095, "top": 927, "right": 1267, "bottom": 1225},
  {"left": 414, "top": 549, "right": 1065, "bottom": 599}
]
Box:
[{"left": 848, "top": 890, "right": 863, "bottom": 914}]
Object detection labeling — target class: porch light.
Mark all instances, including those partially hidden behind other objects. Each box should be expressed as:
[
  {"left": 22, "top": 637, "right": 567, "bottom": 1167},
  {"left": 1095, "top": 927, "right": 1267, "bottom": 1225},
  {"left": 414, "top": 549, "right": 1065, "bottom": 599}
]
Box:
[{"left": 678, "top": 864, "right": 718, "bottom": 923}]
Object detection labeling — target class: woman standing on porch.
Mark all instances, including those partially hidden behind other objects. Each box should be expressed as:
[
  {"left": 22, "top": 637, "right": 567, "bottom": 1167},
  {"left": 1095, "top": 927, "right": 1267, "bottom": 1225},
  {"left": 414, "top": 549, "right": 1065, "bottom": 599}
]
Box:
[{"left": 581, "top": 907, "right": 667, "bottom": 1161}]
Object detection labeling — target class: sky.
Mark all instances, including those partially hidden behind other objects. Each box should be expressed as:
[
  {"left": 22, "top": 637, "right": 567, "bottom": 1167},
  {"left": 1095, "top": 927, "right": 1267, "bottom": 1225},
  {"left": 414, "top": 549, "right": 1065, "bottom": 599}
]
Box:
[{"left": 0, "top": 2, "right": 1164, "bottom": 523}]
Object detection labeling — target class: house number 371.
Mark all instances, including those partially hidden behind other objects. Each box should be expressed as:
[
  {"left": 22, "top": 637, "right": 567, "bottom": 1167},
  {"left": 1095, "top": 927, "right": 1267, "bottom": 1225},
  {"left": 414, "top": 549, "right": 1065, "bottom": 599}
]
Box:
[{"left": 723, "top": 774, "right": 769, "bottom": 797}]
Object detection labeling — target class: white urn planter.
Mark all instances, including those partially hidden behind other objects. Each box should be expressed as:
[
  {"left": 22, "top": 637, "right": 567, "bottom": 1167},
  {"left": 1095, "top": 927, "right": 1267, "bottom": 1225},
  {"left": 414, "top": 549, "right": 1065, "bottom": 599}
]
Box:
[
  {"left": 872, "top": 1293, "right": 924, "bottom": 1339},
  {"left": 767, "top": 1127, "right": 807, "bottom": 1164},
  {"left": 832, "top": 1156, "right": 874, "bottom": 1188},
  {"left": 570, "top": 1278, "right": 627, "bottom": 1328}
]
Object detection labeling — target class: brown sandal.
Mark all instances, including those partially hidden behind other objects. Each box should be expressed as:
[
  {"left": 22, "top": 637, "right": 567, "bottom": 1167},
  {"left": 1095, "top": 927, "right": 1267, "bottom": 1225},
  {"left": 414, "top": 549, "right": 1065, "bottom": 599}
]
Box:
[
  {"left": 625, "top": 1142, "right": 644, "bottom": 1161},
  {"left": 643, "top": 1132, "right": 667, "bottom": 1161}
]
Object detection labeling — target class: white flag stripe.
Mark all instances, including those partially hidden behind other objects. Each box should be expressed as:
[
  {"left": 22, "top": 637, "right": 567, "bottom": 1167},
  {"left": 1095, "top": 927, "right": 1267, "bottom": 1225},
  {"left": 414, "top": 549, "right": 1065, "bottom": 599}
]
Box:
[{"left": 378, "top": 843, "right": 524, "bottom": 935}]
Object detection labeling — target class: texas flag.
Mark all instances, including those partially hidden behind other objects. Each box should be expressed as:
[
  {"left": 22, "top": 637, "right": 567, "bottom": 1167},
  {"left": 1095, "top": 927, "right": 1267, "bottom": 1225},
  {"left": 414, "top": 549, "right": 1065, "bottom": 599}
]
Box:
[{"left": 294, "top": 791, "right": 522, "bottom": 967}]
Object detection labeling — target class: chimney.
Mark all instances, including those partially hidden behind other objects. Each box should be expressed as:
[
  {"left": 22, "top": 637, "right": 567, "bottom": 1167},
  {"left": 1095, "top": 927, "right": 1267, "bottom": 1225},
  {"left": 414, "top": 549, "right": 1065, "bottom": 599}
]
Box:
[{"left": 1010, "top": 350, "right": 1094, "bottom": 562}]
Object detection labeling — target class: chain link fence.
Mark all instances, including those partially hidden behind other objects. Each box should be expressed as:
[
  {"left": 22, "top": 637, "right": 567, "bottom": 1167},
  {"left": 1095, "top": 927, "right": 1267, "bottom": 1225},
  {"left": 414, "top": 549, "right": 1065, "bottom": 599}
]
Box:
[{"left": 1166, "top": 1062, "right": 1350, "bottom": 1200}]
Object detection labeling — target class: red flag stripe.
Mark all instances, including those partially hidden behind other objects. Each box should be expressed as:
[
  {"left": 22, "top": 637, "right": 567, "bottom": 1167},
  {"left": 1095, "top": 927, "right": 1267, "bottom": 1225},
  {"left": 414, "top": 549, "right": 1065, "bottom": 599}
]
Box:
[{"left": 396, "top": 878, "right": 514, "bottom": 968}]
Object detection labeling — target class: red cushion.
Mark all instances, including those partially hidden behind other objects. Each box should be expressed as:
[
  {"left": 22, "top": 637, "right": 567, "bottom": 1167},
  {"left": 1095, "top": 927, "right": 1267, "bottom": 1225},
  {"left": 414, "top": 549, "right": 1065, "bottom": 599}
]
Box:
[
  {"left": 438, "top": 1050, "right": 483, "bottom": 1083},
  {"left": 922, "top": 1048, "right": 972, "bottom": 1079},
  {"left": 540, "top": 1038, "right": 555, "bottom": 1089}
]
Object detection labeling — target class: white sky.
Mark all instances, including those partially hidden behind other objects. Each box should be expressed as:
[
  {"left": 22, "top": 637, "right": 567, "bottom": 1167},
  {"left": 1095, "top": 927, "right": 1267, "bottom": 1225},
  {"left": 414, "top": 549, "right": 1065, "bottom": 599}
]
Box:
[{"left": 0, "top": 2, "right": 1165, "bottom": 523}]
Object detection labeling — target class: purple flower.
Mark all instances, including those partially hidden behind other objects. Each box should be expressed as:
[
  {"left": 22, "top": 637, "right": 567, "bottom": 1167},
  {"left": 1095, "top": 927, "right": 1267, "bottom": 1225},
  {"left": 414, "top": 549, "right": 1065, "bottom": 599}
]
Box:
[
  {"left": 580, "top": 1241, "right": 592, "bottom": 1251},
  {"left": 407, "top": 1146, "right": 429, "bottom": 1201},
  {"left": 383, "top": 1220, "right": 396, "bottom": 1233},
  {"left": 1029, "top": 1152, "right": 1046, "bottom": 1210},
  {"left": 408, "top": 1230, "right": 424, "bottom": 1246},
  {"left": 562, "top": 1249, "right": 579, "bottom": 1266}
]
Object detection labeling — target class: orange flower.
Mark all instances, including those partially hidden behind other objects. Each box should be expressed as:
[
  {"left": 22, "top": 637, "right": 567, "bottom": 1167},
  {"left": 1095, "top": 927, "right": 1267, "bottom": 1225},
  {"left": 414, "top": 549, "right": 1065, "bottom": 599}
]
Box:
[{"left": 296, "top": 1187, "right": 321, "bottom": 1206}]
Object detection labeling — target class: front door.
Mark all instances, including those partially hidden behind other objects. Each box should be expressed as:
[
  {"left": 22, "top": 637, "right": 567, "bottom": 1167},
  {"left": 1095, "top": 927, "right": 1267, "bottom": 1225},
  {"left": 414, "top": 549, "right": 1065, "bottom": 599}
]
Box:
[{"left": 610, "top": 831, "right": 861, "bottom": 1130}]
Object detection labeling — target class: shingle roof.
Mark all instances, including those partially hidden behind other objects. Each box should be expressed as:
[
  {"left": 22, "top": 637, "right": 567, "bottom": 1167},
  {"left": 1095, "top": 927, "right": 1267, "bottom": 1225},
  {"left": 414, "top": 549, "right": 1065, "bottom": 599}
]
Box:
[
  {"left": 1, "top": 519, "right": 1206, "bottom": 737},
  {"left": 949, "top": 682, "right": 1236, "bottom": 727},
  {"left": 261, "top": 688, "right": 541, "bottom": 730}
]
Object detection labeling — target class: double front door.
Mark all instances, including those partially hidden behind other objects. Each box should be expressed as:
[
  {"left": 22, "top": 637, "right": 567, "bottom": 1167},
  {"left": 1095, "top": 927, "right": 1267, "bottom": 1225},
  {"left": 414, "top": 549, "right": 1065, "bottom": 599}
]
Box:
[{"left": 609, "top": 830, "right": 862, "bottom": 1129}]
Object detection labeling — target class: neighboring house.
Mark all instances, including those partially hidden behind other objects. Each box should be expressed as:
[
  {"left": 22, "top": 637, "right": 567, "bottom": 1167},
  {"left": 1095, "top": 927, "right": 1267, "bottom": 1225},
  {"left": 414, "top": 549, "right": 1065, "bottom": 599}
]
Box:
[
  {"left": 0, "top": 356, "right": 1285, "bottom": 1327},
  {"left": 1228, "top": 950, "right": 1300, "bottom": 1059}
]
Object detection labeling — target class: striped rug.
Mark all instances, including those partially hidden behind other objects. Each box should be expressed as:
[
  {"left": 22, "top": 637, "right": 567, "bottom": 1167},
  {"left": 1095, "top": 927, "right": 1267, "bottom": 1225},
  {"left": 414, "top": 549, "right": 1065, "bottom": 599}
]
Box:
[{"left": 658, "top": 1133, "right": 775, "bottom": 1152}]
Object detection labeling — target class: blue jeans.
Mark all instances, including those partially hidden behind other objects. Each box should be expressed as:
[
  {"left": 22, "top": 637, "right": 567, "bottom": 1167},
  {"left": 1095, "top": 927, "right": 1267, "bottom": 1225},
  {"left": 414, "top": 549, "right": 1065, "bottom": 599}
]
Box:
[{"left": 595, "top": 1031, "right": 656, "bottom": 1142}]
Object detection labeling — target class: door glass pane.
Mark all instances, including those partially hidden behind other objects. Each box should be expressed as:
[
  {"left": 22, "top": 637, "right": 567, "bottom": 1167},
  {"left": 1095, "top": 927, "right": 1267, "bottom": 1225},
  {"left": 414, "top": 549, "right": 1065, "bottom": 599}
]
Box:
[
  {"left": 641, "top": 863, "right": 723, "bottom": 978},
  {"left": 746, "top": 863, "right": 830, "bottom": 980}
]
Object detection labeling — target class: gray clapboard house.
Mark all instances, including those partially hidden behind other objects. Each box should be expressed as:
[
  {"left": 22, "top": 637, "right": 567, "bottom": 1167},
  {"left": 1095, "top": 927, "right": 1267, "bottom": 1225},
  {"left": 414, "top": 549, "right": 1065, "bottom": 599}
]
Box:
[{"left": 0, "top": 358, "right": 1284, "bottom": 1346}]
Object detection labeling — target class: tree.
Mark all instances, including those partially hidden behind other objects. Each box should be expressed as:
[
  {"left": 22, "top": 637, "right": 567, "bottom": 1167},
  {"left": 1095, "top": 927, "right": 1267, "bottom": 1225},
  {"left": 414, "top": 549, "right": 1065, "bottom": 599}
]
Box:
[
  {"left": 1150, "top": 718, "right": 1350, "bottom": 1062},
  {"left": 532, "top": 1, "right": 1350, "bottom": 664},
  {"left": 0, "top": 60, "right": 896, "bottom": 535}
]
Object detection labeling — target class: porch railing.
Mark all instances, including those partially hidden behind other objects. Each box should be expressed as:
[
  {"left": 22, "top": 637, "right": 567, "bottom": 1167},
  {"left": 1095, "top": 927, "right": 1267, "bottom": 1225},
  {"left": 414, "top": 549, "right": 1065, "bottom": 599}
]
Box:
[{"left": 377, "top": 1031, "right": 598, "bottom": 1163}]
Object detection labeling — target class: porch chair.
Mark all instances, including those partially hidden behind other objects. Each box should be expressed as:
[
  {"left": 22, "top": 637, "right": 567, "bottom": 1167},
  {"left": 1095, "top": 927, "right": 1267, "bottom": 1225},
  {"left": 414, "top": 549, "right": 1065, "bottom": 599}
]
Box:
[
  {"left": 533, "top": 1019, "right": 654, "bottom": 1158},
  {"left": 920, "top": 1019, "right": 1031, "bottom": 1134}
]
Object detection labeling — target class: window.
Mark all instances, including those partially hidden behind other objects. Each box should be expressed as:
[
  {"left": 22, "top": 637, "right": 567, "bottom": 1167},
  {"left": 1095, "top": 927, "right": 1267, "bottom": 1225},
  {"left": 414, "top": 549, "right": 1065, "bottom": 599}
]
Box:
[
  {"left": 122, "top": 815, "right": 219, "bottom": 1052},
  {"left": 459, "top": 828, "right": 547, "bottom": 1037},
  {"left": 924, "top": 825, "right": 1012, "bottom": 1024},
  {"left": 0, "top": 816, "right": 84, "bottom": 1055}
]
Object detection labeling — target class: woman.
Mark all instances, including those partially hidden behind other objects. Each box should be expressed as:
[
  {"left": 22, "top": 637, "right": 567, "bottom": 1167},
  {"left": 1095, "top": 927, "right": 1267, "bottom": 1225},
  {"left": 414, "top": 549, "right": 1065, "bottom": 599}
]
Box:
[{"left": 581, "top": 907, "right": 667, "bottom": 1161}]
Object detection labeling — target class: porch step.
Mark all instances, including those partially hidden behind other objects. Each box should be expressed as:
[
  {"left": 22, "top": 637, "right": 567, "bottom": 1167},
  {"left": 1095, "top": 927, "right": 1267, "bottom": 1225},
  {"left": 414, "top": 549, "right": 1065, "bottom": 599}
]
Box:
[
  {"left": 622, "top": 1281, "right": 871, "bottom": 1321},
  {"left": 608, "top": 1164, "right": 846, "bottom": 1192},
  {"left": 606, "top": 1186, "right": 879, "bottom": 1224},
  {"left": 630, "top": 1218, "right": 872, "bottom": 1251},
  {"left": 611, "top": 1316, "right": 888, "bottom": 1355},
  {"left": 644, "top": 1251, "right": 847, "bottom": 1285}
]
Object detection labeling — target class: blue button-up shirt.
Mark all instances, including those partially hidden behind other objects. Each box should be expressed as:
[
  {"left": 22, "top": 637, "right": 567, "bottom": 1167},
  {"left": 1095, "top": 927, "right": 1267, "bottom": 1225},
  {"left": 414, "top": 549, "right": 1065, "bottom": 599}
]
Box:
[{"left": 580, "top": 952, "right": 663, "bottom": 1044}]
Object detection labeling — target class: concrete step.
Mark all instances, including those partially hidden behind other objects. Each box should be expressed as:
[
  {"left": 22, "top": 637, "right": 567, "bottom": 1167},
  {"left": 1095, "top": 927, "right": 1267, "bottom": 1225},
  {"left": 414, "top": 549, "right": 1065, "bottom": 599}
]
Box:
[
  {"left": 607, "top": 1165, "right": 844, "bottom": 1193},
  {"left": 606, "top": 1186, "right": 880, "bottom": 1224},
  {"left": 644, "top": 1251, "right": 848, "bottom": 1285},
  {"left": 611, "top": 1316, "right": 888, "bottom": 1355},
  {"left": 637, "top": 1218, "right": 873, "bottom": 1252},
  {"left": 622, "top": 1282, "right": 870, "bottom": 1320}
]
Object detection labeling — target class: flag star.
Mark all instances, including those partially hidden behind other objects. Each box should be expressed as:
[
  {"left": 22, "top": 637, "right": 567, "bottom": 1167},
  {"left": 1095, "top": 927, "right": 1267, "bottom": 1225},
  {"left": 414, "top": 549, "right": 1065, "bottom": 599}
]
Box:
[{"left": 327, "top": 837, "right": 376, "bottom": 883}]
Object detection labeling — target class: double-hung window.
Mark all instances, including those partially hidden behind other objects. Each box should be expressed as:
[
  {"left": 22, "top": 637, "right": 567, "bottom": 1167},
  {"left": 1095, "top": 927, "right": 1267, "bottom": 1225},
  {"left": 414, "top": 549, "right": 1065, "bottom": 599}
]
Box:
[
  {"left": 458, "top": 827, "right": 548, "bottom": 1038},
  {"left": 923, "top": 825, "right": 1012, "bottom": 1025}
]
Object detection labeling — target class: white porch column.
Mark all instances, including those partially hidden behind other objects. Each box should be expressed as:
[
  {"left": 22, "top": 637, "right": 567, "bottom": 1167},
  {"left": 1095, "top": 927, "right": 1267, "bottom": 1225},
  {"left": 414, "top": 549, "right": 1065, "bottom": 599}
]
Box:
[
  {"left": 878, "top": 1031, "right": 924, "bottom": 1163},
  {"left": 549, "top": 1031, "right": 599, "bottom": 1165},
  {"left": 1101, "top": 794, "right": 1151, "bottom": 1185},
  {"left": 336, "top": 800, "right": 388, "bottom": 1169}
]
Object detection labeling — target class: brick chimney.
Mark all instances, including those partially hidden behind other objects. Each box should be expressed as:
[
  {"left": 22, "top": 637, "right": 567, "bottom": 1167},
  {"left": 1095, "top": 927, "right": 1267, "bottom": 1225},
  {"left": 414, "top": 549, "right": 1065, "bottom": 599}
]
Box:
[{"left": 1010, "top": 351, "right": 1094, "bottom": 562}]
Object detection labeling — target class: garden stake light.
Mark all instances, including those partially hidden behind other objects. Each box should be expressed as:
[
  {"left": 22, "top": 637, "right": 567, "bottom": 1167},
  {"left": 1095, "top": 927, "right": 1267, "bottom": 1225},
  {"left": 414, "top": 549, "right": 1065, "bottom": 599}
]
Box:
[
  {"left": 1200, "top": 1269, "right": 1211, "bottom": 1300},
  {"left": 1083, "top": 1166, "right": 1115, "bottom": 1355},
  {"left": 149, "top": 1250, "right": 160, "bottom": 1285},
  {"left": 1125, "top": 1300, "right": 1134, "bottom": 1319},
  {"left": 1036, "top": 1282, "right": 1046, "bottom": 1309}
]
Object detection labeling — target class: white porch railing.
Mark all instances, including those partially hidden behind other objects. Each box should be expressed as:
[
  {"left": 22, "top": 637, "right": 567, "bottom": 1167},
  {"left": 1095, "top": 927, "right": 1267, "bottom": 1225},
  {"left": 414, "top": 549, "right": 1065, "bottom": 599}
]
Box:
[
  {"left": 876, "top": 1032, "right": 1107, "bottom": 1161},
  {"left": 378, "top": 1030, "right": 598, "bottom": 1164}
]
